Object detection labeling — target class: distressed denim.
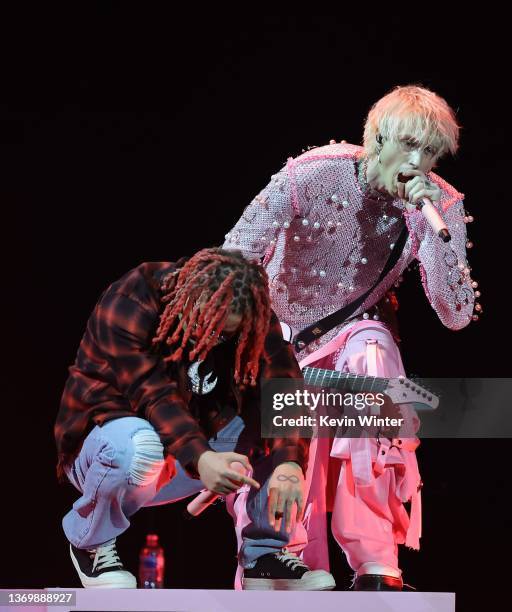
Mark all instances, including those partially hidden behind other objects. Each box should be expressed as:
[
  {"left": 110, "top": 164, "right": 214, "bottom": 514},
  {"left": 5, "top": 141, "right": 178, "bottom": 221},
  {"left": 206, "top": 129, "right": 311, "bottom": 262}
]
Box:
[{"left": 63, "top": 416, "right": 307, "bottom": 567}]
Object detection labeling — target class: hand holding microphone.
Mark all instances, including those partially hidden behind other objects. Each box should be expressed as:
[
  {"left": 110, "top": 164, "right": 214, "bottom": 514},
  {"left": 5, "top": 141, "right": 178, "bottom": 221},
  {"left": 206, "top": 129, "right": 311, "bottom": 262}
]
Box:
[
  {"left": 397, "top": 170, "right": 451, "bottom": 242},
  {"left": 186, "top": 455, "right": 255, "bottom": 518}
]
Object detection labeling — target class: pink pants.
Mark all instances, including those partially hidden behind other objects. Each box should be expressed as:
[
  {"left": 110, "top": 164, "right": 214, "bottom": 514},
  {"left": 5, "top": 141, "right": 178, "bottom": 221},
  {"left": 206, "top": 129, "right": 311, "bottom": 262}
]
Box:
[
  {"left": 227, "top": 320, "right": 422, "bottom": 587},
  {"left": 300, "top": 321, "right": 422, "bottom": 575}
]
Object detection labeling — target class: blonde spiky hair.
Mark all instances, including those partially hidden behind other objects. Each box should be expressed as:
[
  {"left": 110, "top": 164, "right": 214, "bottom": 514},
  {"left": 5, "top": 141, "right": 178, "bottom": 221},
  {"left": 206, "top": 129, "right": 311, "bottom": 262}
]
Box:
[{"left": 363, "top": 85, "right": 460, "bottom": 162}]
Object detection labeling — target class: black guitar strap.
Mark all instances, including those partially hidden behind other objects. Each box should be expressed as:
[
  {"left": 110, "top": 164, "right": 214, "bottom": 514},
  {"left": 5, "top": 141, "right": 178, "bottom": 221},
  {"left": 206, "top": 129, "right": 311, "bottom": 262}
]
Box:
[{"left": 293, "top": 223, "right": 409, "bottom": 351}]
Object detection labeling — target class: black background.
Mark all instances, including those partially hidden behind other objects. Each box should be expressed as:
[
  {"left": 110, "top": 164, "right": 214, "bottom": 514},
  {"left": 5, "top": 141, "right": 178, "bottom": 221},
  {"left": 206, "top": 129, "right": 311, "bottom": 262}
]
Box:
[{"left": 2, "top": 6, "right": 510, "bottom": 611}]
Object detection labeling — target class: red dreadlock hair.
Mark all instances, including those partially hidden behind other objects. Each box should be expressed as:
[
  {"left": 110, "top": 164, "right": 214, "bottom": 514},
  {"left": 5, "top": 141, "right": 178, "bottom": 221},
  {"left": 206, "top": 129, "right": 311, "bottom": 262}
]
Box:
[{"left": 152, "top": 248, "right": 272, "bottom": 386}]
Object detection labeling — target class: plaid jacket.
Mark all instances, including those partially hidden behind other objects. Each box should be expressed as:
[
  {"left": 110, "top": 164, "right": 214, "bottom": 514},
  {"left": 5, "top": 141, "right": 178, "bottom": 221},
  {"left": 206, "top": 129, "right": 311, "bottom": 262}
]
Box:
[{"left": 55, "top": 261, "right": 308, "bottom": 481}]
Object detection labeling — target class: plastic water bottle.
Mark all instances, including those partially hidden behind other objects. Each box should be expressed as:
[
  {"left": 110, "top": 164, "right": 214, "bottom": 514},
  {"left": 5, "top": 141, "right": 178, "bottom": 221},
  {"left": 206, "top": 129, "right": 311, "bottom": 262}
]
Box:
[{"left": 138, "top": 533, "right": 165, "bottom": 588}]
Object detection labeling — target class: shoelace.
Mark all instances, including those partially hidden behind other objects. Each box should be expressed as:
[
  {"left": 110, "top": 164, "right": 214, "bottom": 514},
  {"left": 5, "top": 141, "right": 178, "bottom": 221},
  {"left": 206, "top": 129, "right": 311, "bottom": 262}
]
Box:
[
  {"left": 275, "top": 550, "right": 309, "bottom": 571},
  {"left": 88, "top": 541, "right": 122, "bottom": 573}
]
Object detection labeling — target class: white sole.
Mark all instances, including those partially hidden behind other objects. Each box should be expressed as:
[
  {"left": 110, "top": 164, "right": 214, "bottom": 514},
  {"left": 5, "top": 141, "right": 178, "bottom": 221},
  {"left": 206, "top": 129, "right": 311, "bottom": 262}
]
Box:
[
  {"left": 243, "top": 571, "right": 336, "bottom": 591},
  {"left": 70, "top": 544, "right": 137, "bottom": 589}
]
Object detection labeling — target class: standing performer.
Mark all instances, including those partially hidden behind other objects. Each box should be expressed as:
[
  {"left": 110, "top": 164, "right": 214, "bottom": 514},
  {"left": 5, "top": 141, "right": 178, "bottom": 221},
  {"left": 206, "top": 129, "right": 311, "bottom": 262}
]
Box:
[
  {"left": 223, "top": 85, "right": 479, "bottom": 590},
  {"left": 55, "top": 248, "right": 335, "bottom": 591}
]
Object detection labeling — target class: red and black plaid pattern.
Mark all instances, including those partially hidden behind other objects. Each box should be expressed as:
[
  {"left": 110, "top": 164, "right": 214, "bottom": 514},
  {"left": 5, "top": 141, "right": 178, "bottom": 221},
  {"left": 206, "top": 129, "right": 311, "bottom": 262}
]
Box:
[{"left": 55, "top": 261, "right": 308, "bottom": 481}]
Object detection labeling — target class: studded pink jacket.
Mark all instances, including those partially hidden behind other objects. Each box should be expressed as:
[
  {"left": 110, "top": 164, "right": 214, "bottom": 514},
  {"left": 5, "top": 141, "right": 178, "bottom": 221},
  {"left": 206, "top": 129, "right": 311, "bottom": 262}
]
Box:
[{"left": 223, "top": 142, "right": 476, "bottom": 355}]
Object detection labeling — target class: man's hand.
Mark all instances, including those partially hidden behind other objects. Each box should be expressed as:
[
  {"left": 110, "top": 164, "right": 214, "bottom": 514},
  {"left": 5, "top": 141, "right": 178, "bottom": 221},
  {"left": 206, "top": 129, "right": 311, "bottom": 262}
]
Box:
[
  {"left": 397, "top": 169, "right": 441, "bottom": 210},
  {"left": 197, "top": 450, "right": 260, "bottom": 495},
  {"left": 267, "top": 462, "right": 305, "bottom": 534}
]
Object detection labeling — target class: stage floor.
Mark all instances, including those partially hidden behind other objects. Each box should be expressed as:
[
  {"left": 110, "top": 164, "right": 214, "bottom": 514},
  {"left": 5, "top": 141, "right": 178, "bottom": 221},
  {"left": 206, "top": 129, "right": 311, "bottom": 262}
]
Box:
[{"left": 0, "top": 588, "right": 455, "bottom": 612}]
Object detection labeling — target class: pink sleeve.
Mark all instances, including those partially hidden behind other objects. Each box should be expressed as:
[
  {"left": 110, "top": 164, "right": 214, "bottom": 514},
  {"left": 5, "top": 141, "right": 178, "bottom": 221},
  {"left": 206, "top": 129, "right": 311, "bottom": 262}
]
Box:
[{"left": 404, "top": 195, "right": 475, "bottom": 330}]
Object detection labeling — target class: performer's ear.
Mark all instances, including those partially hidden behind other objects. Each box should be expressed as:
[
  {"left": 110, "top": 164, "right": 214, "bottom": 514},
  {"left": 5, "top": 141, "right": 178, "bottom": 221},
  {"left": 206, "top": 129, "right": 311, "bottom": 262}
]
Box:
[{"left": 375, "top": 133, "right": 384, "bottom": 163}]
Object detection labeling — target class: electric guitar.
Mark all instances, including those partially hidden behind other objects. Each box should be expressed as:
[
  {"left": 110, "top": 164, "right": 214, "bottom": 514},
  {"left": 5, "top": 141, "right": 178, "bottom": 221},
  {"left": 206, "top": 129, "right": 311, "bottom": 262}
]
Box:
[{"left": 302, "top": 366, "right": 439, "bottom": 411}]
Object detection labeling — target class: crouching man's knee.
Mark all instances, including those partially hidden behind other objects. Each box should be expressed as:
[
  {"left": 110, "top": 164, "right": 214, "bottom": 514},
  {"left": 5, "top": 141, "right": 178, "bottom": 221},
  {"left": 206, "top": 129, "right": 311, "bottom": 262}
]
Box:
[{"left": 129, "top": 429, "right": 166, "bottom": 486}]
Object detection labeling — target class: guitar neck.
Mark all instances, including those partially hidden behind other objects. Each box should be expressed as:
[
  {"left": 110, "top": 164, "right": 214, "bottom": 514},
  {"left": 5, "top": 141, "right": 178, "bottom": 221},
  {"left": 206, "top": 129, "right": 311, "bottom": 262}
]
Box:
[{"left": 302, "top": 367, "right": 389, "bottom": 393}]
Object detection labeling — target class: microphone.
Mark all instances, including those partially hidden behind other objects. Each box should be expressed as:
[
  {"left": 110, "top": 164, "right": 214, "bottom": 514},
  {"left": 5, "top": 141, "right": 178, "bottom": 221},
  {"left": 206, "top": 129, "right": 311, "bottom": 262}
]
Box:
[
  {"left": 397, "top": 173, "right": 451, "bottom": 242},
  {"left": 184, "top": 461, "right": 246, "bottom": 518}
]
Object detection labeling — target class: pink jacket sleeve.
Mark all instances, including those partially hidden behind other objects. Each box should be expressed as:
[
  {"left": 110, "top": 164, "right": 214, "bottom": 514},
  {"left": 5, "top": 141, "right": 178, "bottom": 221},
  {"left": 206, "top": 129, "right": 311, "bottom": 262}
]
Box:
[{"left": 403, "top": 184, "right": 475, "bottom": 330}]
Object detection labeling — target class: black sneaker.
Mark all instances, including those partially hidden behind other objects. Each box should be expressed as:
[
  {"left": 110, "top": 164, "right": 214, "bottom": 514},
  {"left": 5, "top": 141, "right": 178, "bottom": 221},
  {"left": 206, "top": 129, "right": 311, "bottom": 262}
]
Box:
[
  {"left": 242, "top": 549, "right": 335, "bottom": 591},
  {"left": 70, "top": 538, "right": 137, "bottom": 588}
]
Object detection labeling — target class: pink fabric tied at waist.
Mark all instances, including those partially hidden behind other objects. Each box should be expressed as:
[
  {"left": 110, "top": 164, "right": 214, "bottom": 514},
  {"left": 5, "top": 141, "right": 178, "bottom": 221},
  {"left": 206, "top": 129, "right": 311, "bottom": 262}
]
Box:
[
  {"left": 298, "top": 320, "right": 370, "bottom": 368},
  {"left": 299, "top": 320, "right": 422, "bottom": 551}
]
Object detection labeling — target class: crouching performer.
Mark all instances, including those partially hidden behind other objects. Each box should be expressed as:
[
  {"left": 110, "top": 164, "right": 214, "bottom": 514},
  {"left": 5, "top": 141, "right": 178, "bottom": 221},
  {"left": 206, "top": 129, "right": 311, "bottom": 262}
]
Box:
[{"left": 55, "top": 248, "right": 335, "bottom": 591}]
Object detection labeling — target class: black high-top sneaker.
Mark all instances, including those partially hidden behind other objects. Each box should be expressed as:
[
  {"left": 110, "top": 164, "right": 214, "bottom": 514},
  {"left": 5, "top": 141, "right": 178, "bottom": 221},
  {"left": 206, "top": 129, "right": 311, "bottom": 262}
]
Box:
[
  {"left": 242, "top": 549, "right": 335, "bottom": 591},
  {"left": 70, "top": 538, "right": 137, "bottom": 588}
]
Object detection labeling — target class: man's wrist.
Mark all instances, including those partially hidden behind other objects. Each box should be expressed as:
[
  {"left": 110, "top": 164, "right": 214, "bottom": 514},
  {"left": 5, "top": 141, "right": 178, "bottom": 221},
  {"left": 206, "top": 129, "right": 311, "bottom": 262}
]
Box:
[{"left": 178, "top": 440, "right": 214, "bottom": 479}]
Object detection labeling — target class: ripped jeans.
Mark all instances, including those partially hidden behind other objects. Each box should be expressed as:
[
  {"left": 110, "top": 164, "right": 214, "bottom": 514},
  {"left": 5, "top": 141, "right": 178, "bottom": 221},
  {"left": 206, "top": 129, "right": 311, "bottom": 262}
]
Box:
[{"left": 63, "top": 416, "right": 307, "bottom": 566}]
